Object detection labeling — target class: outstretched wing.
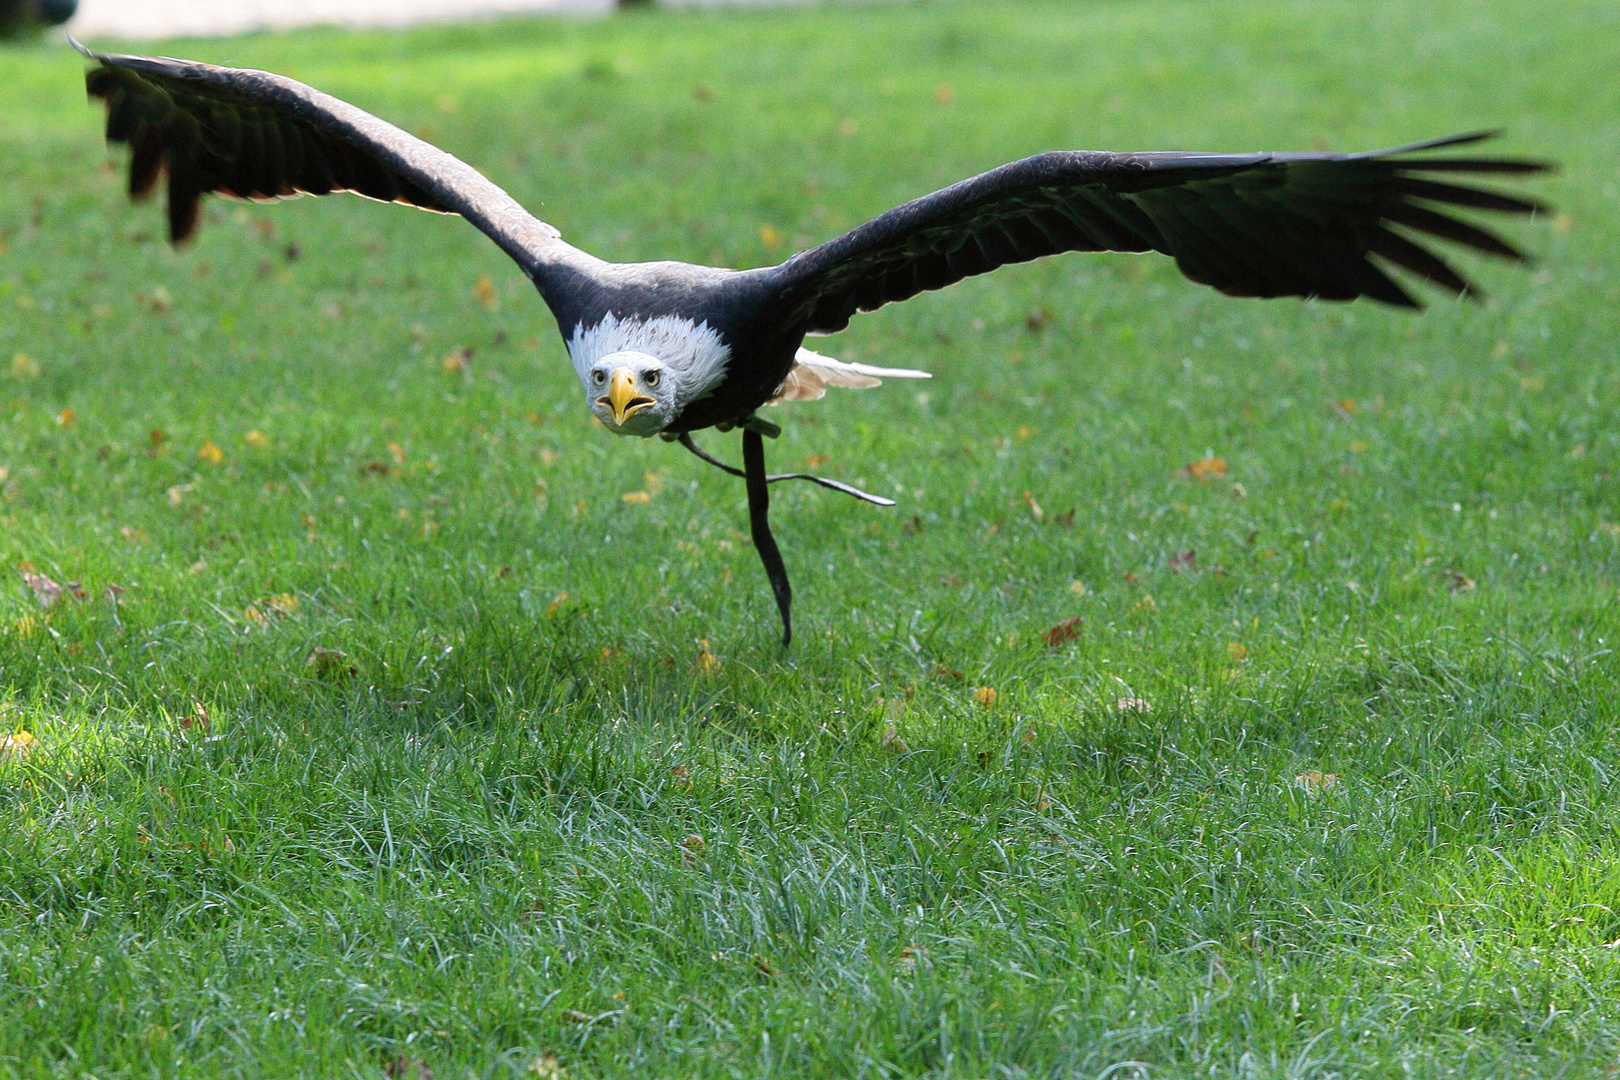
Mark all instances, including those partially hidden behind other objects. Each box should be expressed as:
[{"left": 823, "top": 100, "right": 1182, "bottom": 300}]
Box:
[
  {"left": 75, "top": 39, "right": 563, "bottom": 276},
  {"left": 757, "top": 133, "right": 1550, "bottom": 334}
]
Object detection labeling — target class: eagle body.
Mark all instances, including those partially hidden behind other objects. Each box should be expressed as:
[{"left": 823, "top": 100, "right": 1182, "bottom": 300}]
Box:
[
  {"left": 538, "top": 254, "right": 803, "bottom": 434},
  {"left": 68, "top": 39, "right": 1552, "bottom": 644}
]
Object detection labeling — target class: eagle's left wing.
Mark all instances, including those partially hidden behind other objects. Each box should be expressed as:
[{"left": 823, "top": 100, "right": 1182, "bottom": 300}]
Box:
[{"left": 755, "top": 133, "right": 1550, "bottom": 336}]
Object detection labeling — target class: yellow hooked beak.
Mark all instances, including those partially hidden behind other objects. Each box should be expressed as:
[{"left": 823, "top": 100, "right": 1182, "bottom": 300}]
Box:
[{"left": 604, "top": 368, "right": 655, "bottom": 425}]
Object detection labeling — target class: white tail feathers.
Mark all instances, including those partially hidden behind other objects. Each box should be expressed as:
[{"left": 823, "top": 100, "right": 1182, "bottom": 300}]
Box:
[{"left": 767, "top": 348, "right": 932, "bottom": 405}]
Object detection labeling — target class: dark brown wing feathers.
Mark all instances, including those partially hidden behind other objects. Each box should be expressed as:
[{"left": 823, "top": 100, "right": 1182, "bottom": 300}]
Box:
[
  {"left": 764, "top": 133, "right": 1550, "bottom": 333},
  {"left": 85, "top": 62, "right": 453, "bottom": 243},
  {"left": 77, "top": 42, "right": 562, "bottom": 275}
]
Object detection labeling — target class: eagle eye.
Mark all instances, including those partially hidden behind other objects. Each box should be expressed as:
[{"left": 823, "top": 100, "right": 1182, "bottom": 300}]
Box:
[
  {"left": 591, "top": 370, "right": 606, "bottom": 385},
  {"left": 644, "top": 369, "right": 660, "bottom": 387}
]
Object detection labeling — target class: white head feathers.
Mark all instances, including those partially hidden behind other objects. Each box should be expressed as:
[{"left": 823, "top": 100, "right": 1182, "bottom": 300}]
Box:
[{"left": 567, "top": 313, "right": 731, "bottom": 405}]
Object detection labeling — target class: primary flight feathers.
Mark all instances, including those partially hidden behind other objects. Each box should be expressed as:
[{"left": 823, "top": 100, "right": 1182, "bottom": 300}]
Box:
[
  {"left": 73, "top": 39, "right": 1551, "bottom": 644},
  {"left": 77, "top": 41, "right": 1548, "bottom": 317}
]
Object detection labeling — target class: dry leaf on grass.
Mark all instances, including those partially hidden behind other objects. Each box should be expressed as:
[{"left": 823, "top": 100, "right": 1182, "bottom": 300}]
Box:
[
  {"left": 895, "top": 945, "right": 927, "bottom": 971},
  {"left": 880, "top": 725, "right": 909, "bottom": 754},
  {"left": 1227, "top": 643, "right": 1248, "bottom": 661},
  {"left": 695, "top": 639, "right": 720, "bottom": 673},
  {"left": 621, "top": 490, "right": 651, "bottom": 505},
  {"left": 197, "top": 440, "right": 224, "bottom": 465},
  {"left": 1295, "top": 771, "right": 1339, "bottom": 791},
  {"left": 1043, "top": 616, "right": 1083, "bottom": 648},
  {"left": 244, "top": 430, "right": 269, "bottom": 448},
  {"left": 0, "top": 731, "right": 37, "bottom": 760},
  {"left": 1168, "top": 550, "right": 1198, "bottom": 573},
  {"left": 1178, "top": 456, "right": 1227, "bottom": 481},
  {"left": 383, "top": 1055, "right": 434, "bottom": 1080},
  {"left": 973, "top": 686, "right": 998, "bottom": 708},
  {"left": 20, "top": 571, "right": 62, "bottom": 608},
  {"left": 530, "top": 1055, "right": 567, "bottom": 1079},
  {"left": 473, "top": 275, "right": 499, "bottom": 311},
  {"left": 306, "top": 648, "right": 355, "bottom": 679},
  {"left": 1444, "top": 570, "right": 1476, "bottom": 593},
  {"left": 55, "top": 407, "right": 75, "bottom": 427},
  {"left": 181, "top": 702, "right": 209, "bottom": 731},
  {"left": 1115, "top": 697, "right": 1152, "bottom": 713}
]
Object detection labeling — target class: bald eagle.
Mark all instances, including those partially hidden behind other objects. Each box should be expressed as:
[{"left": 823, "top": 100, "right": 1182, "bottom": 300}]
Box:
[{"left": 73, "top": 40, "right": 1550, "bottom": 645}]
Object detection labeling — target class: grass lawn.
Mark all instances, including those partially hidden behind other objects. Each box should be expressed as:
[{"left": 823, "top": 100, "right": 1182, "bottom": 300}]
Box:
[{"left": 1, "top": 0, "right": 1618, "bottom": 1074}]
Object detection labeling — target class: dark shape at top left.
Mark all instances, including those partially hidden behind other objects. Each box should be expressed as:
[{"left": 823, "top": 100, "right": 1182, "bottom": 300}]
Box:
[{"left": 1, "top": 0, "right": 76, "bottom": 39}]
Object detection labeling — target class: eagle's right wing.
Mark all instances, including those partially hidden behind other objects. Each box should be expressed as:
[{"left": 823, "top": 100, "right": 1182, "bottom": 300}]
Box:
[{"left": 76, "top": 40, "right": 565, "bottom": 277}]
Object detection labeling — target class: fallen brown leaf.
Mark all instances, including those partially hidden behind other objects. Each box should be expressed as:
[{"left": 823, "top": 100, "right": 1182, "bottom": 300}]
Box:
[
  {"left": 530, "top": 1054, "right": 567, "bottom": 1079},
  {"left": 1022, "top": 490, "right": 1044, "bottom": 522},
  {"left": 1115, "top": 697, "right": 1152, "bottom": 713},
  {"left": 383, "top": 1055, "right": 434, "bottom": 1080},
  {"left": 473, "top": 274, "right": 499, "bottom": 311},
  {"left": 306, "top": 647, "right": 355, "bottom": 679},
  {"left": 1178, "top": 456, "right": 1228, "bottom": 481},
  {"left": 1445, "top": 570, "right": 1475, "bottom": 593},
  {"left": 20, "top": 571, "right": 61, "bottom": 608},
  {"left": 1043, "top": 616, "right": 1083, "bottom": 648},
  {"left": 1168, "top": 550, "right": 1197, "bottom": 573},
  {"left": 0, "top": 731, "right": 37, "bottom": 760},
  {"left": 974, "top": 686, "right": 998, "bottom": 708},
  {"left": 1295, "top": 771, "right": 1339, "bottom": 791}
]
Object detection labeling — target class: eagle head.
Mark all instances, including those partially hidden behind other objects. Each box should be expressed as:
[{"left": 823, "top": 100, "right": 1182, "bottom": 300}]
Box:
[{"left": 586, "top": 350, "right": 678, "bottom": 437}]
